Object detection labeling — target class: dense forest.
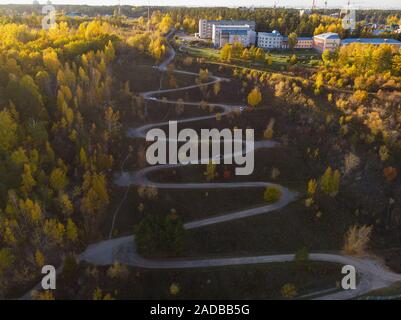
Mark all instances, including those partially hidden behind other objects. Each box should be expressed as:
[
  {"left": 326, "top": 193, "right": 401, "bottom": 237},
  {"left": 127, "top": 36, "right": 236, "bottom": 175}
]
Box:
[{"left": 0, "top": 10, "right": 171, "bottom": 299}]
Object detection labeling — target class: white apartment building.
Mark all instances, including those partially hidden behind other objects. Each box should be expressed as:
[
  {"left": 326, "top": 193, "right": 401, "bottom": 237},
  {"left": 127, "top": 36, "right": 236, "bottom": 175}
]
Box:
[
  {"left": 257, "top": 30, "right": 284, "bottom": 49},
  {"left": 212, "top": 25, "right": 256, "bottom": 48},
  {"left": 199, "top": 19, "right": 256, "bottom": 39}
]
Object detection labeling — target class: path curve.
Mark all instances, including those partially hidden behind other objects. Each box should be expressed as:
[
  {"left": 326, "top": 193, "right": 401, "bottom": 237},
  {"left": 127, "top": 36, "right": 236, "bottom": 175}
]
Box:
[{"left": 80, "top": 32, "right": 401, "bottom": 300}]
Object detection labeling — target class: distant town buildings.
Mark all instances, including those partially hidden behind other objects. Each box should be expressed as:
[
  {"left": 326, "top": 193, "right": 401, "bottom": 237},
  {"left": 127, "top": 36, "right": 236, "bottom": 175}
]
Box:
[{"left": 198, "top": 19, "right": 256, "bottom": 39}]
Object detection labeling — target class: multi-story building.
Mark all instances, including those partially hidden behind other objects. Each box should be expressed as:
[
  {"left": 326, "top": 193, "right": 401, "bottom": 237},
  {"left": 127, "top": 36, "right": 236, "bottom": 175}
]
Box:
[
  {"left": 257, "top": 30, "right": 284, "bottom": 49},
  {"left": 293, "top": 37, "right": 313, "bottom": 49},
  {"left": 212, "top": 24, "right": 256, "bottom": 48},
  {"left": 341, "top": 38, "right": 401, "bottom": 49},
  {"left": 313, "top": 32, "right": 341, "bottom": 52},
  {"left": 281, "top": 36, "right": 313, "bottom": 49},
  {"left": 199, "top": 19, "right": 256, "bottom": 39}
]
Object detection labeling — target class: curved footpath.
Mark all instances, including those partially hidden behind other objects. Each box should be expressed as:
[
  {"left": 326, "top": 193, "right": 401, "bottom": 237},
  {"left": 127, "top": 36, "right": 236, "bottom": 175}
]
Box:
[{"left": 24, "top": 31, "right": 401, "bottom": 300}]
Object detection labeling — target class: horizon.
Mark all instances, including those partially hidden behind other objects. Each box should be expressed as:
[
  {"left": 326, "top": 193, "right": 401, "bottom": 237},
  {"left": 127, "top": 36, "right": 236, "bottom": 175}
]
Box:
[{"left": 2, "top": 1, "right": 401, "bottom": 10}]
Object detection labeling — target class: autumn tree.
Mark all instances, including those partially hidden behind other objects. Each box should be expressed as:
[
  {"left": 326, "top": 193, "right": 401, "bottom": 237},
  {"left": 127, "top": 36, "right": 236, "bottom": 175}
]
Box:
[
  {"left": 104, "top": 106, "right": 121, "bottom": 137},
  {"left": 320, "top": 167, "right": 340, "bottom": 197},
  {"left": 50, "top": 168, "right": 68, "bottom": 192},
  {"left": 80, "top": 171, "right": 110, "bottom": 232},
  {"left": 287, "top": 32, "right": 298, "bottom": 50},
  {"left": 247, "top": 87, "right": 262, "bottom": 107},
  {"left": 0, "top": 109, "right": 17, "bottom": 153},
  {"left": 220, "top": 44, "right": 232, "bottom": 61}
]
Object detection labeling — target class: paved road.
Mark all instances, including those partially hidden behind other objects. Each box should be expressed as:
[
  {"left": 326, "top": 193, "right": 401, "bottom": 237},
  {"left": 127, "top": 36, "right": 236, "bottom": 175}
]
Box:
[
  {"left": 74, "top": 32, "right": 401, "bottom": 300},
  {"left": 80, "top": 235, "right": 401, "bottom": 300}
]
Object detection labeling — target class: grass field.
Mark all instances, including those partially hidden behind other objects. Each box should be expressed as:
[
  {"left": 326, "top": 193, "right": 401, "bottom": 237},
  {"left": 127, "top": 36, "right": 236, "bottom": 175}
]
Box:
[{"left": 180, "top": 44, "right": 321, "bottom": 70}]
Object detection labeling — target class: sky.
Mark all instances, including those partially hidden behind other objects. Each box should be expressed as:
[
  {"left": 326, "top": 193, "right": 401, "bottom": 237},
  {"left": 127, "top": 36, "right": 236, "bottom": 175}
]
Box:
[{"left": 1, "top": 0, "right": 401, "bottom": 9}]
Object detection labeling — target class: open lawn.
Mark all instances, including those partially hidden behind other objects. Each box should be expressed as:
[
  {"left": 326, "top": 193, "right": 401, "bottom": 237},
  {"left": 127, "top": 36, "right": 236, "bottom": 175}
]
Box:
[{"left": 180, "top": 44, "right": 321, "bottom": 70}]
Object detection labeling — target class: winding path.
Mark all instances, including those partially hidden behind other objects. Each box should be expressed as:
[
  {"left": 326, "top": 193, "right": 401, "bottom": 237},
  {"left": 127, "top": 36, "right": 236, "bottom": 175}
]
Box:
[{"left": 80, "top": 32, "right": 401, "bottom": 300}]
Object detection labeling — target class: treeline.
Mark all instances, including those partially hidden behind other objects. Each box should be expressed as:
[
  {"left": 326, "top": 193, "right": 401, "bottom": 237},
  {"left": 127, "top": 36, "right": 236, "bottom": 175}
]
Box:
[{"left": 2, "top": 5, "right": 401, "bottom": 38}]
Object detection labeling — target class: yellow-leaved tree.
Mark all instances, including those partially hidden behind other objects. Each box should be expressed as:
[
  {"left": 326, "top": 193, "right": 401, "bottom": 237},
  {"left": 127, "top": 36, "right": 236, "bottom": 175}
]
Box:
[
  {"left": 0, "top": 109, "right": 17, "bottom": 153},
  {"left": 247, "top": 87, "right": 262, "bottom": 107}
]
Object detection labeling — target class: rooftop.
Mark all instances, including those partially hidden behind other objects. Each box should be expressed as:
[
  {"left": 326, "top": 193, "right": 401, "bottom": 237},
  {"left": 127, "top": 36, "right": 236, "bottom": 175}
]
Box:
[
  {"left": 215, "top": 24, "right": 251, "bottom": 28},
  {"left": 314, "top": 32, "right": 340, "bottom": 40},
  {"left": 203, "top": 19, "right": 255, "bottom": 25},
  {"left": 341, "top": 38, "right": 401, "bottom": 45},
  {"left": 258, "top": 30, "right": 282, "bottom": 37}
]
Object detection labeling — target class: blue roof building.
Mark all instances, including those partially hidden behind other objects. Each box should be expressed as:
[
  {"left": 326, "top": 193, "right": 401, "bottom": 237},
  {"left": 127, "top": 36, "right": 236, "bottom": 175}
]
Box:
[{"left": 341, "top": 38, "right": 401, "bottom": 48}]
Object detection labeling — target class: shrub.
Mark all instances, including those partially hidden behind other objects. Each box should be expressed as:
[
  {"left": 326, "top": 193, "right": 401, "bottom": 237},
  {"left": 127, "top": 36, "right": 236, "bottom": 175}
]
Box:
[
  {"left": 264, "top": 186, "right": 282, "bottom": 203},
  {"left": 169, "top": 283, "right": 180, "bottom": 296},
  {"left": 344, "top": 152, "right": 360, "bottom": 175},
  {"left": 383, "top": 166, "right": 397, "bottom": 182},
  {"left": 134, "top": 214, "right": 186, "bottom": 256},
  {"left": 294, "top": 247, "right": 309, "bottom": 263},
  {"left": 307, "top": 179, "right": 317, "bottom": 197},
  {"left": 320, "top": 167, "right": 340, "bottom": 197},
  {"left": 281, "top": 283, "right": 297, "bottom": 299},
  {"left": 343, "top": 225, "right": 372, "bottom": 256},
  {"left": 107, "top": 262, "right": 129, "bottom": 279}
]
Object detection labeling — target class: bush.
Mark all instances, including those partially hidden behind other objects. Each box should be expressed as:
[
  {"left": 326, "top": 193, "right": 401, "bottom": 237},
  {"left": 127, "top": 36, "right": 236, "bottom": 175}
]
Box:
[
  {"left": 264, "top": 186, "right": 282, "bottom": 204},
  {"left": 343, "top": 225, "right": 372, "bottom": 256},
  {"left": 320, "top": 167, "right": 340, "bottom": 197},
  {"left": 134, "top": 214, "right": 186, "bottom": 256},
  {"left": 294, "top": 247, "right": 309, "bottom": 263},
  {"left": 281, "top": 283, "right": 297, "bottom": 299},
  {"left": 169, "top": 283, "right": 180, "bottom": 296}
]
